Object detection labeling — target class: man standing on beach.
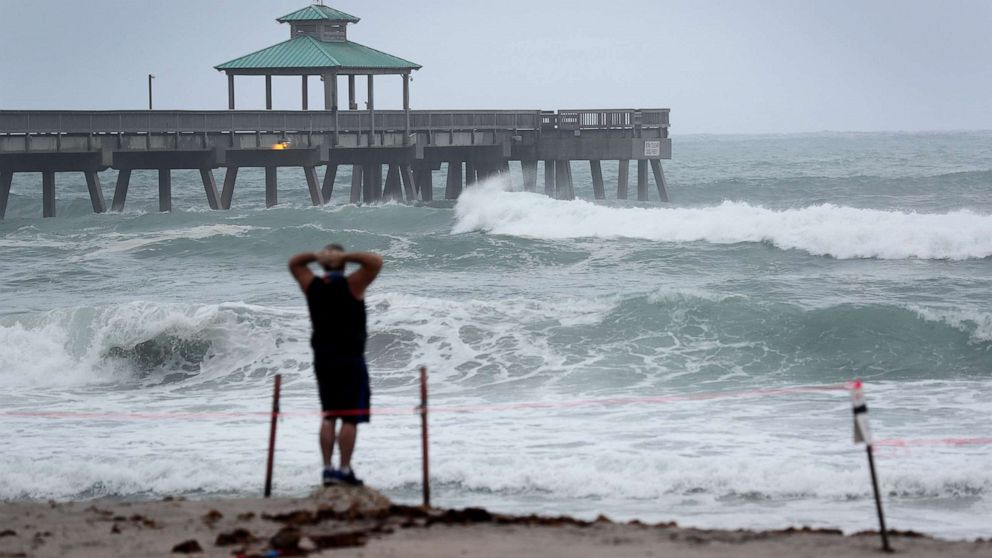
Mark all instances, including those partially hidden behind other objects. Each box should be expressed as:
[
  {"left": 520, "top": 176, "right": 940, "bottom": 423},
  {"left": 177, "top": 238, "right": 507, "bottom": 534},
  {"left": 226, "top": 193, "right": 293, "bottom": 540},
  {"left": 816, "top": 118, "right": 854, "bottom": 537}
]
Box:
[{"left": 289, "top": 244, "right": 383, "bottom": 487}]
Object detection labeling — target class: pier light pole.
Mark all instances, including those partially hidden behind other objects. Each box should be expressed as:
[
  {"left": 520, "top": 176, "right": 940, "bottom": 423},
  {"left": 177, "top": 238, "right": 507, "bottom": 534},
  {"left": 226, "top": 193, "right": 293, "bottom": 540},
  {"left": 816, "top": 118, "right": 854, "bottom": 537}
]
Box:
[{"left": 148, "top": 74, "right": 155, "bottom": 110}]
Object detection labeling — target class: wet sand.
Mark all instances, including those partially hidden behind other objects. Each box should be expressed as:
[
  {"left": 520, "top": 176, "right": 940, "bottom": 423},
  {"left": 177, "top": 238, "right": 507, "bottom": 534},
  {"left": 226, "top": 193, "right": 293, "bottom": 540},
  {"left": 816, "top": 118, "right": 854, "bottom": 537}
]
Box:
[{"left": 0, "top": 487, "right": 987, "bottom": 557}]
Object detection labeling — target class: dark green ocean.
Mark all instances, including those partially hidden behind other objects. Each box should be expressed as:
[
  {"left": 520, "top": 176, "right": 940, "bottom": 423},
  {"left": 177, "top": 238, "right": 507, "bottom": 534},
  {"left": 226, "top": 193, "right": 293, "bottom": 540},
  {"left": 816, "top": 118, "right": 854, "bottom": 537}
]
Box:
[{"left": 2, "top": 132, "right": 990, "bottom": 539}]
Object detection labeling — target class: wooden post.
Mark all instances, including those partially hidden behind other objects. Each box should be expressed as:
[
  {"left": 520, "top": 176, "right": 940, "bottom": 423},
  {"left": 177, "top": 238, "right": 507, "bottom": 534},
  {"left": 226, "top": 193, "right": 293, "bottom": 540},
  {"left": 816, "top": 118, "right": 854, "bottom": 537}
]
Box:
[
  {"left": 111, "top": 168, "right": 131, "bottom": 212},
  {"left": 301, "top": 75, "right": 308, "bottom": 111},
  {"left": 400, "top": 165, "right": 417, "bottom": 201},
  {"left": 383, "top": 164, "right": 402, "bottom": 201},
  {"left": 228, "top": 74, "right": 235, "bottom": 110},
  {"left": 199, "top": 168, "right": 220, "bottom": 210},
  {"left": 158, "top": 168, "right": 171, "bottom": 212},
  {"left": 84, "top": 170, "right": 107, "bottom": 213},
  {"left": 42, "top": 170, "right": 55, "bottom": 218},
  {"left": 403, "top": 73, "right": 411, "bottom": 145},
  {"left": 444, "top": 161, "right": 462, "bottom": 199},
  {"left": 322, "top": 164, "right": 338, "bottom": 201},
  {"left": 543, "top": 160, "right": 555, "bottom": 197},
  {"left": 590, "top": 160, "right": 605, "bottom": 200},
  {"left": 637, "top": 159, "right": 648, "bottom": 202},
  {"left": 522, "top": 161, "right": 538, "bottom": 192},
  {"left": 348, "top": 75, "right": 357, "bottom": 110},
  {"left": 264, "top": 374, "right": 282, "bottom": 498},
  {"left": 650, "top": 159, "right": 670, "bottom": 202},
  {"left": 866, "top": 445, "right": 892, "bottom": 552},
  {"left": 367, "top": 75, "right": 375, "bottom": 147},
  {"left": 350, "top": 164, "right": 363, "bottom": 204},
  {"left": 0, "top": 170, "right": 12, "bottom": 220},
  {"left": 265, "top": 75, "right": 273, "bottom": 111},
  {"left": 617, "top": 160, "right": 630, "bottom": 200},
  {"left": 304, "top": 166, "right": 324, "bottom": 206},
  {"left": 220, "top": 166, "right": 238, "bottom": 210},
  {"left": 419, "top": 367, "right": 430, "bottom": 508},
  {"left": 265, "top": 167, "right": 277, "bottom": 208}
]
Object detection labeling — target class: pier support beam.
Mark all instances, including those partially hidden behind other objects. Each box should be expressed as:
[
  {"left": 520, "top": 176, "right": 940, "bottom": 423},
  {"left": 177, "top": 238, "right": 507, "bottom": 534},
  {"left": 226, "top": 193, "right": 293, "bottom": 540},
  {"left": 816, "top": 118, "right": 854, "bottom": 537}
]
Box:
[
  {"left": 0, "top": 170, "right": 13, "bottom": 220},
  {"left": 590, "top": 160, "right": 605, "bottom": 200},
  {"left": 322, "top": 164, "right": 338, "bottom": 201},
  {"left": 415, "top": 164, "right": 433, "bottom": 201},
  {"left": 445, "top": 161, "right": 463, "bottom": 199},
  {"left": 221, "top": 167, "right": 238, "bottom": 210},
  {"left": 228, "top": 74, "right": 235, "bottom": 110},
  {"left": 637, "top": 159, "right": 648, "bottom": 202},
  {"left": 401, "top": 165, "right": 417, "bottom": 201},
  {"left": 112, "top": 169, "right": 131, "bottom": 212},
  {"left": 158, "top": 168, "right": 172, "bottom": 212},
  {"left": 350, "top": 164, "right": 363, "bottom": 204},
  {"left": 42, "top": 171, "right": 55, "bottom": 218},
  {"left": 555, "top": 160, "right": 574, "bottom": 200},
  {"left": 650, "top": 159, "right": 670, "bottom": 202},
  {"left": 84, "top": 170, "right": 107, "bottom": 213},
  {"left": 304, "top": 166, "right": 324, "bottom": 206},
  {"left": 522, "top": 161, "right": 538, "bottom": 192},
  {"left": 265, "top": 167, "right": 277, "bottom": 207},
  {"left": 543, "top": 160, "right": 555, "bottom": 197},
  {"left": 383, "top": 164, "right": 402, "bottom": 201},
  {"left": 367, "top": 75, "right": 375, "bottom": 147},
  {"left": 200, "top": 169, "right": 220, "bottom": 210},
  {"left": 617, "top": 160, "right": 630, "bottom": 200}
]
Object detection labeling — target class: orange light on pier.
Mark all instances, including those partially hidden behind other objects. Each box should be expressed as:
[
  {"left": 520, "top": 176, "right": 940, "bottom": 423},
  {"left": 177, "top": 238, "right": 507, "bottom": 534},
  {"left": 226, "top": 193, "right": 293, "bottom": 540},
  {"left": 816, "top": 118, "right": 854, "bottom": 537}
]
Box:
[{"left": 272, "top": 140, "right": 290, "bottom": 150}]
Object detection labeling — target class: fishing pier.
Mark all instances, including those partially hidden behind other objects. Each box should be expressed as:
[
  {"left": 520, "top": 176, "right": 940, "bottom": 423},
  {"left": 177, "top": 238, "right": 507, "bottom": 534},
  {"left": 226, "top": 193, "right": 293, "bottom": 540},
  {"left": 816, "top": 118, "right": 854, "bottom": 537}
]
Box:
[{"left": 0, "top": 4, "right": 671, "bottom": 219}]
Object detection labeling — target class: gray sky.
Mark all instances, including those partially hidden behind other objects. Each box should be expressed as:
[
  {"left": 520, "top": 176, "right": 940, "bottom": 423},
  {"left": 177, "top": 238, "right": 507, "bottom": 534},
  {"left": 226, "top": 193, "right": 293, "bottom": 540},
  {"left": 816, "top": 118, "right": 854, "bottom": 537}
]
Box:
[{"left": 1, "top": 0, "right": 989, "bottom": 134}]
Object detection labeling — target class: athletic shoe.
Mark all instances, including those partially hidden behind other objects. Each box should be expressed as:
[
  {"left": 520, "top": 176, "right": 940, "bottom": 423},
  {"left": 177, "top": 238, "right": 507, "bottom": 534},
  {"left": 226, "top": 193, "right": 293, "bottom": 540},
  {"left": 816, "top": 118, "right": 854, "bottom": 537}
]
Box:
[
  {"left": 337, "top": 469, "right": 364, "bottom": 487},
  {"left": 322, "top": 468, "right": 339, "bottom": 487}
]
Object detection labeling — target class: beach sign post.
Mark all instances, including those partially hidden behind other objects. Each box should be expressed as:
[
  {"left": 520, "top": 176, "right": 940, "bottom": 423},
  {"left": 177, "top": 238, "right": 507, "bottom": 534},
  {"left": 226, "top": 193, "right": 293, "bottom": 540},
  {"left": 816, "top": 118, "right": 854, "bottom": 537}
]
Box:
[
  {"left": 852, "top": 379, "right": 892, "bottom": 552},
  {"left": 264, "top": 374, "right": 282, "bottom": 498}
]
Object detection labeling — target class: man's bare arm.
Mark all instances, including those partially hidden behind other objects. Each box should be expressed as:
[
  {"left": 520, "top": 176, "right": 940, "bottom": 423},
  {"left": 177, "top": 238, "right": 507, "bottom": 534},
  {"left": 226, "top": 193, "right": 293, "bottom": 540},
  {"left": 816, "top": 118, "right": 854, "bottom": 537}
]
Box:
[
  {"left": 342, "top": 252, "right": 383, "bottom": 300},
  {"left": 288, "top": 252, "right": 319, "bottom": 292}
]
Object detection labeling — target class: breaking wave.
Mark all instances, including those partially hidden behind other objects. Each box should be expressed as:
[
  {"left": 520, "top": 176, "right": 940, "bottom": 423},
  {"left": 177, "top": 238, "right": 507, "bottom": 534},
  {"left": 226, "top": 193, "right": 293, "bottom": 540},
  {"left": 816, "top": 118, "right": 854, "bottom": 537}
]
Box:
[{"left": 453, "top": 183, "right": 992, "bottom": 260}]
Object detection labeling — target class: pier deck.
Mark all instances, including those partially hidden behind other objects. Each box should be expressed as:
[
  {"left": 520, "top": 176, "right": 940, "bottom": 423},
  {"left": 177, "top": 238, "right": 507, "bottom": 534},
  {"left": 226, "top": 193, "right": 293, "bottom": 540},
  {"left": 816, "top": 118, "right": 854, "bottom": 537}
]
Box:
[{"left": 0, "top": 108, "right": 671, "bottom": 218}]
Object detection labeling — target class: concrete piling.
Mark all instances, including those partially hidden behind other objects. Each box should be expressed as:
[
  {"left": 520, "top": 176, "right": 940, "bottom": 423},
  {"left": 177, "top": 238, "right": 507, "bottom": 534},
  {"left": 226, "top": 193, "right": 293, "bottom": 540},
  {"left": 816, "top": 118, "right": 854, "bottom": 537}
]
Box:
[
  {"left": 42, "top": 171, "right": 55, "bottom": 217},
  {"left": 0, "top": 170, "right": 12, "bottom": 219},
  {"left": 637, "top": 159, "right": 648, "bottom": 202},
  {"left": 322, "top": 164, "right": 337, "bottom": 201},
  {"left": 304, "top": 166, "right": 323, "bottom": 206},
  {"left": 617, "top": 160, "right": 630, "bottom": 200},
  {"left": 264, "top": 167, "right": 277, "bottom": 208},
  {"left": 85, "top": 170, "right": 107, "bottom": 213},
  {"left": 220, "top": 167, "right": 237, "bottom": 210},
  {"left": 650, "top": 159, "right": 669, "bottom": 202},
  {"left": 590, "top": 160, "right": 605, "bottom": 200}
]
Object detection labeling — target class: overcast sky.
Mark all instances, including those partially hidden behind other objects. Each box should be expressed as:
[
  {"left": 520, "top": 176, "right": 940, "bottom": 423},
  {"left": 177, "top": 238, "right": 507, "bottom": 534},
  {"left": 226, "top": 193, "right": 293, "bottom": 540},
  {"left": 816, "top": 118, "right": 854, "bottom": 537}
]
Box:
[{"left": 1, "top": 0, "right": 989, "bottom": 134}]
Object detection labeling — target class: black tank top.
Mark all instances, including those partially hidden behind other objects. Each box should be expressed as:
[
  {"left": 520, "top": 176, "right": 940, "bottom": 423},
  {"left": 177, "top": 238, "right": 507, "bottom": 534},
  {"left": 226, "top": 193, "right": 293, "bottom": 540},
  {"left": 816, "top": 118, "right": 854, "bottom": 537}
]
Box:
[{"left": 305, "top": 274, "right": 367, "bottom": 358}]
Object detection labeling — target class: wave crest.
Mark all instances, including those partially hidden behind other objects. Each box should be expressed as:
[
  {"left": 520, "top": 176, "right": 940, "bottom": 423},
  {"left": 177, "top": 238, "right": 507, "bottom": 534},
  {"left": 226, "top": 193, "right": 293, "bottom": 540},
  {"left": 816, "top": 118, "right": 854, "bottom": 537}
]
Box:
[{"left": 453, "top": 184, "right": 992, "bottom": 260}]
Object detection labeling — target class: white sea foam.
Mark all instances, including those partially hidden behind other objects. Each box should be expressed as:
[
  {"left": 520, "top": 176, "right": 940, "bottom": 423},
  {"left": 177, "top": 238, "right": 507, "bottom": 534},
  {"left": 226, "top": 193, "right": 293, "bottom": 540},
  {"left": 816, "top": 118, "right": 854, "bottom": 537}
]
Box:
[
  {"left": 453, "top": 183, "right": 992, "bottom": 260},
  {"left": 0, "top": 301, "right": 301, "bottom": 388}
]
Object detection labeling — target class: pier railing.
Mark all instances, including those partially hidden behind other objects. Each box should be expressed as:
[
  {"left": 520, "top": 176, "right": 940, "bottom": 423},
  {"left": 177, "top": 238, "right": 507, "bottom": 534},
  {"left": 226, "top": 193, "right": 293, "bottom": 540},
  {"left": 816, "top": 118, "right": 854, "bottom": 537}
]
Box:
[{"left": 0, "top": 109, "right": 669, "bottom": 135}]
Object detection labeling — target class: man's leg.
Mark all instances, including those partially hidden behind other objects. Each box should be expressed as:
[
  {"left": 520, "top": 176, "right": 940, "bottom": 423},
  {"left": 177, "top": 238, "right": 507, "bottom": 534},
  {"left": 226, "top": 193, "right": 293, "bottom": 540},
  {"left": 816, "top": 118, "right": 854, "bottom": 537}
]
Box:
[
  {"left": 320, "top": 418, "right": 336, "bottom": 469},
  {"left": 338, "top": 422, "right": 357, "bottom": 470}
]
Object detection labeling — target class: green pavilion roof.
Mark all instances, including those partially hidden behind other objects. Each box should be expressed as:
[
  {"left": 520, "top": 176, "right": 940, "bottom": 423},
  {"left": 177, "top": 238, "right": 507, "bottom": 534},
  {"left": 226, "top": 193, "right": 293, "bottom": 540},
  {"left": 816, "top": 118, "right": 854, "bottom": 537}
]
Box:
[
  {"left": 277, "top": 4, "right": 360, "bottom": 23},
  {"left": 215, "top": 35, "right": 421, "bottom": 72}
]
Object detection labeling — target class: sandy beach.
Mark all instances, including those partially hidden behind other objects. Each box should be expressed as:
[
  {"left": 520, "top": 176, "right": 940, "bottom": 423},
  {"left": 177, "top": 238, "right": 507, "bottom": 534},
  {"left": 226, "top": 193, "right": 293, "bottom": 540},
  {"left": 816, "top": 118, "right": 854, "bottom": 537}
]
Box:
[{"left": 1, "top": 487, "right": 987, "bottom": 558}]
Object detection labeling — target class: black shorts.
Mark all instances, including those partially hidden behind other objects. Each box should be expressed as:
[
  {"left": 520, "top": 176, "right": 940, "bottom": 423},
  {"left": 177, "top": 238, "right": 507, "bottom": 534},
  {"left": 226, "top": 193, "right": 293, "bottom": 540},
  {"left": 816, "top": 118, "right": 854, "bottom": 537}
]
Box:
[{"left": 314, "top": 355, "right": 371, "bottom": 424}]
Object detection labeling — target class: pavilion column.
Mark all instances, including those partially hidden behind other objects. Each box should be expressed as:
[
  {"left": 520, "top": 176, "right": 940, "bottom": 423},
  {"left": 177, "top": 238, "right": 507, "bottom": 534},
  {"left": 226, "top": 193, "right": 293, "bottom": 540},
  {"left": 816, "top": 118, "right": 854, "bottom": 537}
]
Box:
[
  {"left": 227, "top": 74, "right": 235, "bottom": 110},
  {"left": 301, "top": 75, "right": 308, "bottom": 111},
  {"left": 348, "top": 75, "right": 357, "bottom": 110},
  {"left": 265, "top": 75, "right": 273, "bottom": 110},
  {"left": 367, "top": 75, "right": 375, "bottom": 147},
  {"left": 403, "top": 73, "right": 411, "bottom": 145}
]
